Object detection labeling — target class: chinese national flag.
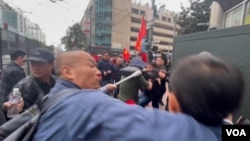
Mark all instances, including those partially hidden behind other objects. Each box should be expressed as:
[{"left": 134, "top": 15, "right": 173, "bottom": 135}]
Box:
[
  {"left": 135, "top": 16, "right": 147, "bottom": 52},
  {"left": 123, "top": 48, "right": 130, "bottom": 63}
]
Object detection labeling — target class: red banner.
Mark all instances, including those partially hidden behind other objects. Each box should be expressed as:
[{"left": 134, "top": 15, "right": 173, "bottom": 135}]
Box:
[{"left": 135, "top": 16, "right": 147, "bottom": 52}]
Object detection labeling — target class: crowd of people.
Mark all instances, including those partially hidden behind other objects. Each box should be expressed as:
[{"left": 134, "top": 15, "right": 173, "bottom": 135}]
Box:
[
  {"left": 0, "top": 47, "right": 246, "bottom": 140},
  {"left": 97, "top": 51, "right": 171, "bottom": 108}
]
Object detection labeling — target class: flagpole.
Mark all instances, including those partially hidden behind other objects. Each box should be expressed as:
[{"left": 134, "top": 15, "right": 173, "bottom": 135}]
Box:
[{"left": 149, "top": 0, "right": 155, "bottom": 46}]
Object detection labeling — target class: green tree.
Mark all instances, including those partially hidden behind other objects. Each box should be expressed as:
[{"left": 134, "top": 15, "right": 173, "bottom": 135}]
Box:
[
  {"left": 38, "top": 42, "right": 54, "bottom": 53},
  {"left": 61, "top": 23, "right": 87, "bottom": 50},
  {"left": 44, "top": 44, "right": 55, "bottom": 53},
  {"left": 177, "top": 0, "right": 212, "bottom": 35}
]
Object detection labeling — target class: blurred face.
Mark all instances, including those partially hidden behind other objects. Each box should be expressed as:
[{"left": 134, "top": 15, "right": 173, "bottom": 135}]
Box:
[
  {"left": 17, "top": 55, "right": 27, "bottom": 66},
  {"left": 156, "top": 57, "right": 165, "bottom": 66},
  {"left": 145, "top": 64, "right": 154, "bottom": 71},
  {"left": 158, "top": 69, "right": 167, "bottom": 78},
  {"left": 71, "top": 54, "right": 102, "bottom": 89},
  {"left": 31, "top": 61, "right": 53, "bottom": 78},
  {"left": 116, "top": 58, "right": 123, "bottom": 66},
  {"left": 102, "top": 53, "right": 110, "bottom": 61}
]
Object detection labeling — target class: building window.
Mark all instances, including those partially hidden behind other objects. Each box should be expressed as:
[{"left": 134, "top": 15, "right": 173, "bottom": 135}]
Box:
[
  {"left": 244, "top": 1, "right": 250, "bottom": 25},
  {"left": 132, "top": 8, "right": 139, "bottom": 14},
  {"left": 224, "top": 4, "right": 244, "bottom": 28},
  {"left": 162, "top": 16, "right": 166, "bottom": 21},
  {"left": 167, "top": 18, "right": 172, "bottom": 23},
  {"left": 140, "top": 10, "right": 145, "bottom": 16}
]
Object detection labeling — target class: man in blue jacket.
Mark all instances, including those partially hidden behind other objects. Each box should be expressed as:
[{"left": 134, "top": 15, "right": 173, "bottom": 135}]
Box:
[{"left": 33, "top": 50, "right": 244, "bottom": 141}]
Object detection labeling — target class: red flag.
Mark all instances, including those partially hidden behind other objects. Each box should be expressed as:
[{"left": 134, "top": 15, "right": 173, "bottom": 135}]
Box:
[
  {"left": 141, "top": 52, "right": 148, "bottom": 63},
  {"left": 123, "top": 48, "right": 130, "bottom": 63},
  {"left": 135, "top": 16, "right": 147, "bottom": 52}
]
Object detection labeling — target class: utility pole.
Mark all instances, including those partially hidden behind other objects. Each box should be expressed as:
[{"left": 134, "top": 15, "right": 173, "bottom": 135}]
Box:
[
  {"left": 147, "top": 0, "right": 155, "bottom": 62},
  {"left": 148, "top": 0, "right": 155, "bottom": 47},
  {"left": 173, "top": 13, "right": 177, "bottom": 37}
]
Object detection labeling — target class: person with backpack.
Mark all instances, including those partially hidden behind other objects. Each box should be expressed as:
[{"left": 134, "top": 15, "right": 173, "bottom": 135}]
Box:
[{"left": 32, "top": 51, "right": 244, "bottom": 141}]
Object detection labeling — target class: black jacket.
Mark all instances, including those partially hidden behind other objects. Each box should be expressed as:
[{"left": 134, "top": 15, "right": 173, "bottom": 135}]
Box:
[
  {"left": 144, "top": 78, "right": 166, "bottom": 99},
  {"left": 0, "top": 62, "right": 25, "bottom": 104},
  {"left": 13, "top": 75, "right": 56, "bottom": 111},
  {"left": 97, "top": 60, "right": 115, "bottom": 81},
  {"left": 114, "top": 64, "right": 126, "bottom": 82}
]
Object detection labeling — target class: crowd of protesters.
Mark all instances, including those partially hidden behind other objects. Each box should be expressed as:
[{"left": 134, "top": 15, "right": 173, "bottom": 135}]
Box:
[
  {"left": 0, "top": 48, "right": 172, "bottom": 122},
  {"left": 96, "top": 51, "right": 172, "bottom": 108},
  {"left": 0, "top": 48, "right": 247, "bottom": 141}
]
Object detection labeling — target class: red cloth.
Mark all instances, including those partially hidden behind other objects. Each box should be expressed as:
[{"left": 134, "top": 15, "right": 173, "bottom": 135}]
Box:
[
  {"left": 126, "top": 99, "right": 136, "bottom": 105},
  {"left": 141, "top": 52, "right": 148, "bottom": 63},
  {"left": 91, "top": 55, "right": 99, "bottom": 62},
  {"left": 123, "top": 48, "right": 130, "bottom": 63},
  {"left": 135, "top": 16, "right": 147, "bottom": 52}
]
